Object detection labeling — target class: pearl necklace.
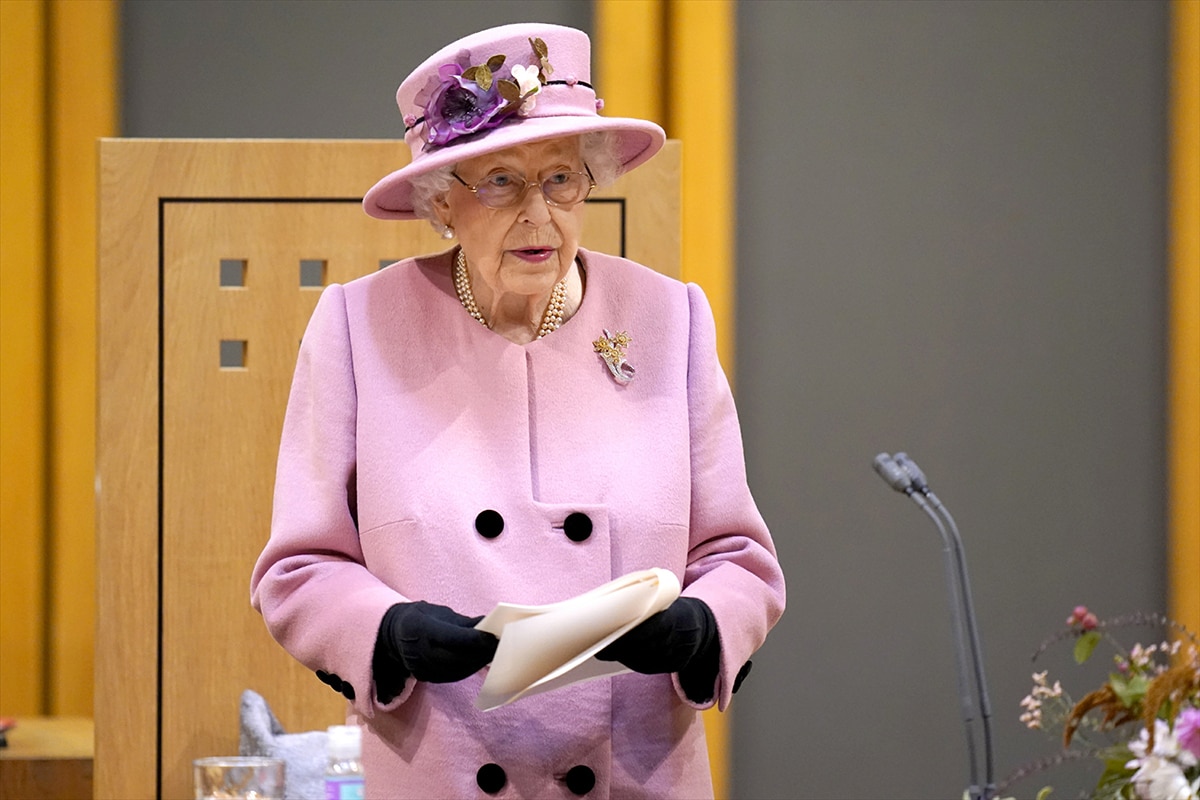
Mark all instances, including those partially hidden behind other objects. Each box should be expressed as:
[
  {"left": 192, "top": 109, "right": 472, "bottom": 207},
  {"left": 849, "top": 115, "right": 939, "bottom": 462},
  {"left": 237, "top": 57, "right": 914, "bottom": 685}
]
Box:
[{"left": 453, "top": 249, "right": 567, "bottom": 339}]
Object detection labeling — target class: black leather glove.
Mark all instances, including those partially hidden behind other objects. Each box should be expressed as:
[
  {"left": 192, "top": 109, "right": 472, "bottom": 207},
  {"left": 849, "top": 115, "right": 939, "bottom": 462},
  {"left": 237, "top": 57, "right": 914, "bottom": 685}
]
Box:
[
  {"left": 595, "top": 597, "right": 720, "bottom": 703},
  {"left": 372, "top": 601, "right": 498, "bottom": 699}
]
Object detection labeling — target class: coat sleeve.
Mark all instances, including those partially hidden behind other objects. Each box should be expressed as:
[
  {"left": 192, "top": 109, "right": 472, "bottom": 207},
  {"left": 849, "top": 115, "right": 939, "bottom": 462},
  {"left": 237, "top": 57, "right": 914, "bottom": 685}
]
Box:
[
  {"left": 674, "top": 282, "right": 786, "bottom": 711},
  {"left": 250, "top": 283, "right": 415, "bottom": 715}
]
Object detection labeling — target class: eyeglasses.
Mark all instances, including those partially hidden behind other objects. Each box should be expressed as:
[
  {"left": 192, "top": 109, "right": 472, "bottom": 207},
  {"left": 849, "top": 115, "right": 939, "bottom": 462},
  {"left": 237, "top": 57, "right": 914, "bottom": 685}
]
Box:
[{"left": 452, "top": 164, "right": 596, "bottom": 209}]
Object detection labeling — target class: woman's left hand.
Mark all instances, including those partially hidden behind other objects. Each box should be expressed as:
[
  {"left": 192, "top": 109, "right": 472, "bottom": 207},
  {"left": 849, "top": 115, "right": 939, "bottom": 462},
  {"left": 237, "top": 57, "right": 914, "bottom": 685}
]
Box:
[{"left": 596, "top": 597, "right": 717, "bottom": 676}]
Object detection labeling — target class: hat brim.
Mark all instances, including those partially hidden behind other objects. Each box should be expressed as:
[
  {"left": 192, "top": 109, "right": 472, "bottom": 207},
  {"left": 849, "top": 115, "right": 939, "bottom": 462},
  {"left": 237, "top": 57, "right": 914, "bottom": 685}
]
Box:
[{"left": 363, "top": 115, "right": 666, "bottom": 221}]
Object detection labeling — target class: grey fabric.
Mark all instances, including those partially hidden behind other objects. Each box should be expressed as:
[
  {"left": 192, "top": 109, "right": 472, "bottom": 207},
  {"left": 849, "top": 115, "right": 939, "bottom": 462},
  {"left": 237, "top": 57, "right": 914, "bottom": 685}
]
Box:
[{"left": 239, "top": 689, "right": 328, "bottom": 800}]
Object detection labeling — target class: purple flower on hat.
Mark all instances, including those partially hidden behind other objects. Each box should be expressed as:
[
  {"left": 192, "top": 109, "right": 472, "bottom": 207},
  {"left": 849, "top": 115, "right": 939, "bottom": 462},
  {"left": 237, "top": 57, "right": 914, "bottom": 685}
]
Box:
[
  {"left": 416, "top": 38, "right": 554, "bottom": 150},
  {"left": 423, "top": 63, "right": 507, "bottom": 146}
]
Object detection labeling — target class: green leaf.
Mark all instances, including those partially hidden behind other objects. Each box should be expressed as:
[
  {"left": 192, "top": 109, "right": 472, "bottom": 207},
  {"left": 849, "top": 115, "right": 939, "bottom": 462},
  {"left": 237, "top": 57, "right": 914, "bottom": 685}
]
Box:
[
  {"left": 1109, "top": 673, "right": 1149, "bottom": 707},
  {"left": 496, "top": 79, "right": 519, "bottom": 102},
  {"left": 486, "top": 54, "right": 506, "bottom": 72},
  {"left": 1035, "top": 787, "right": 1054, "bottom": 800},
  {"left": 1095, "top": 757, "right": 1134, "bottom": 794},
  {"left": 1074, "top": 631, "right": 1101, "bottom": 664}
]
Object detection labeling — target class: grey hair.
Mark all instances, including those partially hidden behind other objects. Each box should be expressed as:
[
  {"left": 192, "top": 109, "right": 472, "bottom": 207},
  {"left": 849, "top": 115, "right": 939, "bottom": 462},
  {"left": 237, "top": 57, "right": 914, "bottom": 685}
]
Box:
[
  {"left": 410, "top": 164, "right": 458, "bottom": 227},
  {"left": 579, "top": 130, "right": 623, "bottom": 188},
  {"left": 408, "top": 131, "right": 625, "bottom": 229}
]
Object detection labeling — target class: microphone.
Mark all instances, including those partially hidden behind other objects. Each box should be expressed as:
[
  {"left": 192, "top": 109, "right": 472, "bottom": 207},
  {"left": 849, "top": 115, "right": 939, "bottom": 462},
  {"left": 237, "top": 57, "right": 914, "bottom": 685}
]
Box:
[
  {"left": 873, "top": 452, "right": 995, "bottom": 800},
  {"left": 872, "top": 452, "right": 915, "bottom": 493},
  {"left": 892, "top": 452, "right": 995, "bottom": 800}
]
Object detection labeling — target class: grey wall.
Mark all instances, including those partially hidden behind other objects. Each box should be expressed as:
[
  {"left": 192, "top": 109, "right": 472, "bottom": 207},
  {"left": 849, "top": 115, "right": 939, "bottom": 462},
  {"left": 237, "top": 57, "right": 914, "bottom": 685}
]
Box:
[
  {"left": 121, "top": 0, "right": 592, "bottom": 137},
  {"left": 735, "top": 2, "right": 1166, "bottom": 798},
  {"left": 122, "top": 1, "right": 1168, "bottom": 797}
]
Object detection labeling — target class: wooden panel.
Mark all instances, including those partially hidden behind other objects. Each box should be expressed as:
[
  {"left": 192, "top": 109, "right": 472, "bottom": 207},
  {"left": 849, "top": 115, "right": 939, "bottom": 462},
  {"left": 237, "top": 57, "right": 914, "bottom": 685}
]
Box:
[
  {"left": 0, "top": 0, "right": 47, "bottom": 718},
  {"left": 98, "top": 139, "right": 681, "bottom": 799},
  {"left": 97, "top": 140, "right": 170, "bottom": 800},
  {"left": 158, "top": 202, "right": 431, "bottom": 798},
  {"left": 0, "top": 717, "right": 93, "bottom": 800},
  {"left": 594, "top": 146, "right": 682, "bottom": 277}
]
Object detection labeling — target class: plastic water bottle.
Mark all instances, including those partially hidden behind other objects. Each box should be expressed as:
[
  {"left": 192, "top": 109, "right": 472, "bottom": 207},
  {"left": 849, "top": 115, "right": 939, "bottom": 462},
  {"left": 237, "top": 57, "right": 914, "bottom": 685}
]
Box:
[{"left": 324, "top": 725, "right": 364, "bottom": 800}]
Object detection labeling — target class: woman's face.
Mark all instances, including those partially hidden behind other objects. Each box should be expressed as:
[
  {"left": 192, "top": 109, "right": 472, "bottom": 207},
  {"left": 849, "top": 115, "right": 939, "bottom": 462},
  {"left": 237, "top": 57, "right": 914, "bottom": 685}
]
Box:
[{"left": 436, "top": 137, "right": 587, "bottom": 302}]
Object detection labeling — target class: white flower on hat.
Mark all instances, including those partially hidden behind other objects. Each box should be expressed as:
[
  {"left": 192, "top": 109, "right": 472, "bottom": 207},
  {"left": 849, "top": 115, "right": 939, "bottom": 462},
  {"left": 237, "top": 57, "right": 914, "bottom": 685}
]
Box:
[{"left": 509, "top": 64, "right": 541, "bottom": 116}]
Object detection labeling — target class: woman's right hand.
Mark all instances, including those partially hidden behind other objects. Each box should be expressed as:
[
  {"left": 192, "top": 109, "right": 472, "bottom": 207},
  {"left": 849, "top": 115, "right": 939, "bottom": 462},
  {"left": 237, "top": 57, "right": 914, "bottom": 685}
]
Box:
[{"left": 376, "top": 601, "right": 499, "bottom": 685}]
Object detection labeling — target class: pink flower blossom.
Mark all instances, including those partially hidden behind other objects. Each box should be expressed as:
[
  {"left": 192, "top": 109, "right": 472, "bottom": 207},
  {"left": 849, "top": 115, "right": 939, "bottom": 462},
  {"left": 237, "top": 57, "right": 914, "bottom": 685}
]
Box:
[
  {"left": 1067, "top": 605, "right": 1097, "bottom": 629},
  {"left": 1177, "top": 707, "right": 1200, "bottom": 761}
]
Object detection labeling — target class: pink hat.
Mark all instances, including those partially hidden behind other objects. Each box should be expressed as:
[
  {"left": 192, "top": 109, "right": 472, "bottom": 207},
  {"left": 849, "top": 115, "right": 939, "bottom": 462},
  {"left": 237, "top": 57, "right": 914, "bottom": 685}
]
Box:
[{"left": 363, "top": 23, "right": 666, "bottom": 220}]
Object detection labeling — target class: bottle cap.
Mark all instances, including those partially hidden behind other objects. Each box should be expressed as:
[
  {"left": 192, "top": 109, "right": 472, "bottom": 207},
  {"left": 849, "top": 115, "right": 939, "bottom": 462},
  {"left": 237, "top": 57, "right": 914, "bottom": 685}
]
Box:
[{"left": 326, "top": 725, "right": 362, "bottom": 760}]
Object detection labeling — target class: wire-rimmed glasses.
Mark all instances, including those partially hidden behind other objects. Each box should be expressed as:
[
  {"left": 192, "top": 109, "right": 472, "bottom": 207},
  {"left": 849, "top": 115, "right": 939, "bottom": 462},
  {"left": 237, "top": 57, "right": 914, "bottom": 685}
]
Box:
[{"left": 452, "top": 164, "right": 596, "bottom": 209}]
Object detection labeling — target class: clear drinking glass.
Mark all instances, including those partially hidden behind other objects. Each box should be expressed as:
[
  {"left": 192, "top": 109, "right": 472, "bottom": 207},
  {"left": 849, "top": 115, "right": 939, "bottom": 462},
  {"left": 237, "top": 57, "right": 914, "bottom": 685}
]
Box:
[{"left": 193, "top": 756, "right": 285, "bottom": 800}]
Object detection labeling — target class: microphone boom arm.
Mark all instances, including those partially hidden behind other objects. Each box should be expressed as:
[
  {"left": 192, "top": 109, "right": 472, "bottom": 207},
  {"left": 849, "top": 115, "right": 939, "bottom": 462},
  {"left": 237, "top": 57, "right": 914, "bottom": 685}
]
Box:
[{"left": 874, "top": 452, "right": 996, "bottom": 800}]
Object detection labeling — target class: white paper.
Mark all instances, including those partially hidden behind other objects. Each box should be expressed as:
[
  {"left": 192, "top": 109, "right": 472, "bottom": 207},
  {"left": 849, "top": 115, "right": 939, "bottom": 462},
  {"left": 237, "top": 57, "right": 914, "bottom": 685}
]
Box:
[{"left": 474, "top": 568, "right": 681, "bottom": 711}]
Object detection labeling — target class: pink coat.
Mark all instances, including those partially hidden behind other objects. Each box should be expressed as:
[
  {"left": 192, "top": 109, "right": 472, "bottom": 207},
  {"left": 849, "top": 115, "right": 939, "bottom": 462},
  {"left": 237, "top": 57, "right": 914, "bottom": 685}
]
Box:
[{"left": 251, "top": 248, "right": 785, "bottom": 799}]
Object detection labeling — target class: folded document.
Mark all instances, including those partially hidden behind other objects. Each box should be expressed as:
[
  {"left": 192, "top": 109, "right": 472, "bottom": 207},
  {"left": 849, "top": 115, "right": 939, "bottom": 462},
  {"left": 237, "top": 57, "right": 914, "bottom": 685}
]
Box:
[{"left": 474, "top": 568, "right": 681, "bottom": 711}]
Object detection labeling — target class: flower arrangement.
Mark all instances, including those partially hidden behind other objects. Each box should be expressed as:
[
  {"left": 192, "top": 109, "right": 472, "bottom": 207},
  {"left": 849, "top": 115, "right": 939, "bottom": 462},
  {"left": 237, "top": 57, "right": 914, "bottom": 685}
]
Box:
[
  {"left": 1002, "top": 606, "right": 1200, "bottom": 800},
  {"left": 410, "top": 37, "right": 552, "bottom": 149}
]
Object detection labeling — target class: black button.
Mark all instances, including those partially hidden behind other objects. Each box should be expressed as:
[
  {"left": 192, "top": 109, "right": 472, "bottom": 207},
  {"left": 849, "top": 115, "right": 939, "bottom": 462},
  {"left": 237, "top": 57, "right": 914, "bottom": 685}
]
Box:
[
  {"left": 732, "top": 660, "right": 753, "bottom": 694},
  {"left": 316, "top": 669, "right": 332, "bottom": 685},
  {"left": 476, "top": 763, "right": 507, "bottom": 794},
  {"left": 341, "top": 683, "right": 356, "bottom": 701},
  {"left": 562, "top": 512, "right": 593, "bottom": 542},
  {"left": 475, "top": 510, "right": 504, "bottom": 539},
  {"left": 564, "top": 765, "right": 595, "bottom": 795}
]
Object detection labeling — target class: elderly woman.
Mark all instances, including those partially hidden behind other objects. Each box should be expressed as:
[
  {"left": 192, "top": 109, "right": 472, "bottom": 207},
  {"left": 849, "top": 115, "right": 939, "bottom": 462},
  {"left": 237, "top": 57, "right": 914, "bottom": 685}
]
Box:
[{"left": 251, "top": 22, "right": 784, "bottom": 799}]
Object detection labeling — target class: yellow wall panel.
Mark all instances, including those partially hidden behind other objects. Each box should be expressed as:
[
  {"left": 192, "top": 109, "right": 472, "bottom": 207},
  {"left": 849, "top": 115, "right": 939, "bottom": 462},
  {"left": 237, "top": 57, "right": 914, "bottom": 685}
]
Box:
[
  {"left": 1168, "top": 0, "right": 1200, "bottom": 636},
  {"left": 47, "top": 0, "right": 117, "bottom": 716},
  {"left": 0, "top": 0, "right": 48, "bottom": 717},
  {"left": 595, "top": 0, "right": 666, "bottom": 126},
  {"left": 0, "top": 0, "right": 114, "bottom": 719},
  {"left": 668, "top": 0, "right": 736, "bottom": 377},
  {"left": 597, "top": 1, "right": 737, "bottom": 795},
  {"left": 666, "top": 7, "right": 737, "bottom": 790}
]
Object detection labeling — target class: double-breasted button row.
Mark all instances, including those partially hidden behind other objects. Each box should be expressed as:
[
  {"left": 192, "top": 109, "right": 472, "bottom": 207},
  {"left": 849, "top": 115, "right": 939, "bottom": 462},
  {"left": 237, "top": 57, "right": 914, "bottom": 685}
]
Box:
[
  {"left": 315, "top": 669, "right": 356, "bottom": 701},
  {"left": 475, "top": 763, "right": 595, "bottom": 795},
  {"left": 474, "top": 510, "right": 593, "bottom": 542}
]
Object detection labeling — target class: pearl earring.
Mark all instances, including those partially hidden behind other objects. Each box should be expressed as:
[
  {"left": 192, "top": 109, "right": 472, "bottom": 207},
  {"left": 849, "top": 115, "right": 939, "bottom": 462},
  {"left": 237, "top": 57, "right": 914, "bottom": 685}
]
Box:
[{"left": 441, "top": 225, "right": 455, "bottom": 240}]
